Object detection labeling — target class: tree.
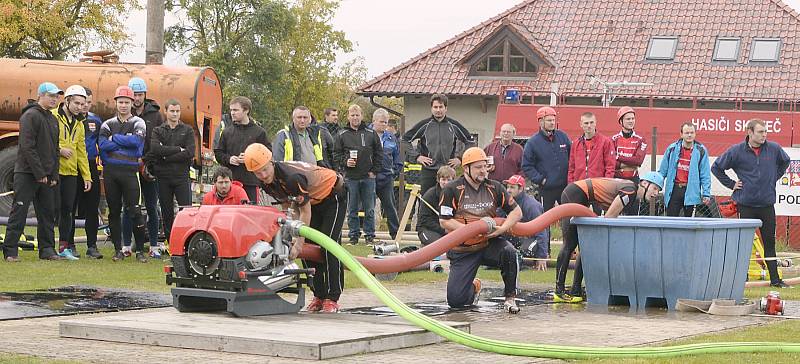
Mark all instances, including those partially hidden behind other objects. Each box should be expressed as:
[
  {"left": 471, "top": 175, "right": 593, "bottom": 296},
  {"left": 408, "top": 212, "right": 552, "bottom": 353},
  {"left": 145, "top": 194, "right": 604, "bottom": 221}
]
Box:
[
  {"left": 0, "top": 0, "right": 136, "bottom": 60},
  {"left": 276, "top": 0, "right": 353, "bottom": 120},
  {"left": 166, "top": 0, "right": 295, "bottom": 133},
  {"left": 166, "top": 0, "right": 356, "bottom": 134}
]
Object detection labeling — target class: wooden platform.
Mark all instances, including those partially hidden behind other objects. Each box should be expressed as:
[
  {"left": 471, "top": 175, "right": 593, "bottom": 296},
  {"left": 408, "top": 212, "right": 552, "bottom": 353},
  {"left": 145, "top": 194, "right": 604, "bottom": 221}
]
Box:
[{"left": 59, "top": 308, "right": 469, "bottom": 360}]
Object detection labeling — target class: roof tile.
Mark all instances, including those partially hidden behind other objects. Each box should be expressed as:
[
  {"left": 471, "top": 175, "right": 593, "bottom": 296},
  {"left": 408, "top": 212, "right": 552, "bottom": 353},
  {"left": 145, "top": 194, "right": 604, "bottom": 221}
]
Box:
[{"left": 359, "top": 0, "right": 800, "bottom": 100}]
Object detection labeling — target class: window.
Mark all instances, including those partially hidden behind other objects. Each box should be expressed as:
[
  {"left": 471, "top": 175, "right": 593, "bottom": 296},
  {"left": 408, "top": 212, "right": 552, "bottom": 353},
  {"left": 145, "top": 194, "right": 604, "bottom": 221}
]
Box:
[
  {"left": 750, "top": 38, "right": 781, "bottom": 62},
  {"left": 646, "top": 36, "right": 678, "bottom": 60},
  {"left": 473, "top": 40, "right": 538, "bottom": 76},
  {"left": 713, "top": 37, "right": 740, "bottom": 61}
]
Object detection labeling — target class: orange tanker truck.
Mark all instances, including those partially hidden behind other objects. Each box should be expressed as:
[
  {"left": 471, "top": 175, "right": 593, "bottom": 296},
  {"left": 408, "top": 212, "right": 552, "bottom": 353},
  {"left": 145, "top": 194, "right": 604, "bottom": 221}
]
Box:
[{"left": 0, "top": 56, "right": 223, "bottom": 215}]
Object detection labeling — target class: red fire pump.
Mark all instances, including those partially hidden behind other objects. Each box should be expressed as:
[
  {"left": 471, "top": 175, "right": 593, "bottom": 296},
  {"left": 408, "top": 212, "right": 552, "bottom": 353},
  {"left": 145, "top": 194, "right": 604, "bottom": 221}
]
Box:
[
  {"left": 759, "top": 291, "right": 785, "bottom": 316},
  {"left": 165, "top": 204, "right": 312, "bottom": 316}
]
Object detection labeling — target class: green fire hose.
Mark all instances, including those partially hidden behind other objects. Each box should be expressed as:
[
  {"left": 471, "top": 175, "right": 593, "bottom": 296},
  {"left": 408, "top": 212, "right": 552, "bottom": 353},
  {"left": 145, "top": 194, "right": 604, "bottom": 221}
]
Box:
[{"left": 298, "top": 225, "right": 800, "bottom": 359}]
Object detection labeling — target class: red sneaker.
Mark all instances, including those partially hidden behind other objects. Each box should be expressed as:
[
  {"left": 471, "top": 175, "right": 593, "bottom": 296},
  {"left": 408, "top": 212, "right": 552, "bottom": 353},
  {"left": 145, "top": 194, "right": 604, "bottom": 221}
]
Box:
[
  {"left": 306, "top": 297, "right": 324, "bottom": 312},
  {"left": 321, "top": 299, "right": 340, "bottom": 313}
]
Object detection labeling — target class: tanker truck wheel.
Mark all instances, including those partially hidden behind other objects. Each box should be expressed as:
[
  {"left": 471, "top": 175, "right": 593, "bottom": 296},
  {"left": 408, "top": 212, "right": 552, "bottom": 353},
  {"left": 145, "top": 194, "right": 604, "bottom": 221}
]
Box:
[{"left": 0, "top": 146, "right": 34, "bottom": 218}]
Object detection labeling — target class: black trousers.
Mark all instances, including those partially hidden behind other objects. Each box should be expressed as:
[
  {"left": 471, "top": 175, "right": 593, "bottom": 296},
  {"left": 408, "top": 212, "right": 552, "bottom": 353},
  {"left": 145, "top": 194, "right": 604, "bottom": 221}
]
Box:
[
  {"left": 556, "top": 184, "right": 589, "bottom": 294},
  {"left": 446, "top": 237, "right": 519, "bottom": 308},
  {"left": 57, "top": 175, "right": 78, "bottom": 246},
  {"left": 103, "top": 166, "right": 147, "bottom": 252},
  {"left": 2, "top": 173, "right": 57, "bottom": 259},
  {"left": 539, "top": 187, "right": 564, "bottom": 212},
  {"left": 540, "top": 186, "right": 564, "bottom": 257},
  {"left": 666, "top": 185, "right": 695, "bottom": 217},
  {"left": 418, "top": 168, "right": 437, "bottom": 200},
  {"left": 739, "top": 205, "right": 781, "bottom": 284},
  {"left": 303, "top": 188, "right": 347, "bottom": 301},
  {"left": 72, "top": 161, "right": 101, "bottom": 249},
  {"left": 157, "top": 176, "right": 192, "bottom": 241}
]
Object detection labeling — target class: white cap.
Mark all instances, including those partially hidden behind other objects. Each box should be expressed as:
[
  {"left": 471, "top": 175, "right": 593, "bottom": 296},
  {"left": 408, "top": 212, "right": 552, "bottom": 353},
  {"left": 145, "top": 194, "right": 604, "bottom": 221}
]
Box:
[{"left": 64, "top": 85, "right": 87, "bottom": 98}]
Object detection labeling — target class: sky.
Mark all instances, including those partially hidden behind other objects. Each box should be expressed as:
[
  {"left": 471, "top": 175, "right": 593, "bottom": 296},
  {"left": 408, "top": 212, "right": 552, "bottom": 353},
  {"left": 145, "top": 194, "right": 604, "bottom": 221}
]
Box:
[{"left": 120, "top": 0, "right": 800, "bottom": 79}]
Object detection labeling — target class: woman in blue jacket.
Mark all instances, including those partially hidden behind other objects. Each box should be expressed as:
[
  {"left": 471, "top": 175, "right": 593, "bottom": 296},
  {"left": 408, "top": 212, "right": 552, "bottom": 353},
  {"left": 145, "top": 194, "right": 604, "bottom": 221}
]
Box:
[{"left": 658, "top": 123, "right": 711, "bottom": 217}]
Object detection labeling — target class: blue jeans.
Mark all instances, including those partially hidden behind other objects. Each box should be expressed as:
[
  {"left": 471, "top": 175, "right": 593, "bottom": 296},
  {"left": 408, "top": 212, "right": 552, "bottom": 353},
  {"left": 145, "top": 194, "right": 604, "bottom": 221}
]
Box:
[
  {"left": 123, "top": 178, "right": 160, "bottom": 249},
  {"left": 376, "top": 177, "right": 400, "bottom": 239},
  {"left": 346, "top": 177, "right": 376, "bottom": 240}
]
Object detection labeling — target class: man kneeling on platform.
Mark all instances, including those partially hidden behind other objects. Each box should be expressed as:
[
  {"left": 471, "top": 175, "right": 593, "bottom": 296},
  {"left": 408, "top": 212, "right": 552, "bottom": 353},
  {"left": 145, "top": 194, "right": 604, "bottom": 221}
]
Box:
[
  {"left": 439, "top": 147, "right": 522, "bottom": 313},
  {"left": 554, "top": 172, "right": 664, "bottom": 303}
]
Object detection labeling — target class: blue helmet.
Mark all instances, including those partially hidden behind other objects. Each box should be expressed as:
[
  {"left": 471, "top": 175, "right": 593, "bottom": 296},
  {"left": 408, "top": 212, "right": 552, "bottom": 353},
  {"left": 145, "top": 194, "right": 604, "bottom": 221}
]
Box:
[
  {"left": 128, "top": 77, "right": 147, "bottom": 93},
  {"left": 640, "top": 171, "right": 665, "bottom": 190}
]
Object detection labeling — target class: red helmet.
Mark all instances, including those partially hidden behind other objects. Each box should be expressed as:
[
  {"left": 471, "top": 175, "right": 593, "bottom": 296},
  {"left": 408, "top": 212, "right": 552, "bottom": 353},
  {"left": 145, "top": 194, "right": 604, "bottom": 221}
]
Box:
[
  {"left": 114, "top": 85, "right": 134, "bottom": 100},
  {"left": 536, "top": 106, "right": 557, "bottom": 119},
  {"left": 617, "top": 106, "right": 635, "bottom": 122}
]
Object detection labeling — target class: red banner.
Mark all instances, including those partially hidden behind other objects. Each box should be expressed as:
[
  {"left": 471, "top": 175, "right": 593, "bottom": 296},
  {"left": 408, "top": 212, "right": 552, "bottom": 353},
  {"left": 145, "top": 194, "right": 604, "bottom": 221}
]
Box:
[{"left": 498, "top": 104, "right": 795, "bottom": 156}]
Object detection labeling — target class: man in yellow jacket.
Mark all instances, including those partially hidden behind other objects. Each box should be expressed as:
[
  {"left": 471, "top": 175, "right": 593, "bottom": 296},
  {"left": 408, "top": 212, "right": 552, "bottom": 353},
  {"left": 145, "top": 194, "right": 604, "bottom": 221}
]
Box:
[{"left": 52, "top": 85, "right": 92, "bottom": 259}]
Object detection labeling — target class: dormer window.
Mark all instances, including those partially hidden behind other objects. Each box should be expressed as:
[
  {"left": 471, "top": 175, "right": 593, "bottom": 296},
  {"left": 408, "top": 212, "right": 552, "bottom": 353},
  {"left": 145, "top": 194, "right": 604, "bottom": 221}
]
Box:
[
  {"left": 459, "top": 22, "right": 553, "bottom": 79},
  {"left": 473, "top": 40, "right": 538, "bottom": 76}
]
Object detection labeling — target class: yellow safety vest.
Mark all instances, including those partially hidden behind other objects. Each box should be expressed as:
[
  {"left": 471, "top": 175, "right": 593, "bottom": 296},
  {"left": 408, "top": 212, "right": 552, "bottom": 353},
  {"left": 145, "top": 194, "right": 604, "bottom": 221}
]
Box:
[{"left": 282, "top": 125, "right": 324, "bottom": 162}]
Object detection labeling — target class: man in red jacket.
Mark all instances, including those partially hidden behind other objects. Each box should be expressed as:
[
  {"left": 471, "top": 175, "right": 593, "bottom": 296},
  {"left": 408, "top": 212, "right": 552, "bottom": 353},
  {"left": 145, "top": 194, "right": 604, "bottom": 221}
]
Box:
[
  {"left": 611, "top": 106, "right": 647, "bottom": 183},
  {"left": 568, "top": 112, "right": 616, "bottom": 183},
  {"left": 202, "top": 166, "right": 250, "bottom": 205}
]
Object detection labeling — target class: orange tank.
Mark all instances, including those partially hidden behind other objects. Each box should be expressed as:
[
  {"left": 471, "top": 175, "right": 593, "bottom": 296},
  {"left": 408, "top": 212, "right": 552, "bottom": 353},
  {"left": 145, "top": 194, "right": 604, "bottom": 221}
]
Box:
[
  {"left": 0, "top": 57, "right": 222, "bottom": 161},
  {"left": 0, "top": 57, "right": 223, "bottom": 215}
]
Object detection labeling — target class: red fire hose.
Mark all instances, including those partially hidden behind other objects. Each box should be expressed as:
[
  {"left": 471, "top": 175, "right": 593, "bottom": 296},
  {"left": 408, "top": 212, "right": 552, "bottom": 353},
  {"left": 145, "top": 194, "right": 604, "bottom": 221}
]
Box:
[{"left": 298, "top": 203, "right": 596, "bottom": 274}]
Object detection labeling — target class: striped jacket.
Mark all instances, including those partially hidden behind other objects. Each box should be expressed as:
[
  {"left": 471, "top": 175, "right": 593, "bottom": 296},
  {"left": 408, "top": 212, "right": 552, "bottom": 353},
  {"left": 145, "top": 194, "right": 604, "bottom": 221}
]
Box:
[{"left": 99, "top": 115, "right": 146, "bottom": 169}]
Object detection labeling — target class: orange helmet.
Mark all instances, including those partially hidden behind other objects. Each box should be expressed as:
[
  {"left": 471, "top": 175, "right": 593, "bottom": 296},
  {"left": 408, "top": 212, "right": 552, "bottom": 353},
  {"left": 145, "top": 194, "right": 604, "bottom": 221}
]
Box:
[
  {"left": 617, "top": 106, "right": 635, "bottom": 122},
  {"left": 462, "top": 147, "right": 489, "bottom": 166},
  {"left": 244, "top": 143, "right": 273, "bottom": 171},
  {"left": 114, "top": 86, "right": 134, "bottom": 100},
  {"left": 536, "top": 106, "right": 557, "bottom": 119}
]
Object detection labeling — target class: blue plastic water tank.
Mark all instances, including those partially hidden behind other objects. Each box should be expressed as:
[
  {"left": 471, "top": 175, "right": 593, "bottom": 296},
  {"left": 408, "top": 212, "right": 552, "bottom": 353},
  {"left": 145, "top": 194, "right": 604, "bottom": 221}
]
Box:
[{"left": 571, "top": 216, "right": 762, "bottom": 310}]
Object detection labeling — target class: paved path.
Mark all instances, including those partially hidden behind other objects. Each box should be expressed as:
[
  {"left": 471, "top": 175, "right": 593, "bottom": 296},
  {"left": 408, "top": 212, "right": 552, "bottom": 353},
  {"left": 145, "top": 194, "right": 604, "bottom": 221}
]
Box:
[{"left": 0, "top": 281, "right": 781, "bottom": 364}]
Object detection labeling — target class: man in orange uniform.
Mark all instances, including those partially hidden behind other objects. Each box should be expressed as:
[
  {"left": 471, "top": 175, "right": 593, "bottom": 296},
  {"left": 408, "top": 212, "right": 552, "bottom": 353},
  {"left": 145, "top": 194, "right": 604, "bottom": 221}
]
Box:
[
  {"left": 554, "top": 172, "right": 664, "bottom": 303},
  {"left": 439, "top": 147, "right": 523, "bottom": 313},
  {"left": 244, "top": 143, "right": 346, "bottom": 313}
]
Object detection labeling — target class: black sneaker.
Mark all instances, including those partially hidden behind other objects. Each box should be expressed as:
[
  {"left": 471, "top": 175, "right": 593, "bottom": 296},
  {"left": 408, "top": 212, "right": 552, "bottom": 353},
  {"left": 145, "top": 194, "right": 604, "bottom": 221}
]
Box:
[
  {"left": 136, "top": 252, "right": 148, "bottom": 263},
  {"left": 86, "top": 247, "right": 103, "bottom": 259},
  {"left": 770, "top": 281, "right": 792, "bottom": 289},
  {"left": 112, "top": 250, "right": 125, "bottom": 262},
  {"left": 347, "top": 238, "right": 358, "bottom": 245},
  {"left": 365, "top": 236, "right": 375, "bottom": 245}
]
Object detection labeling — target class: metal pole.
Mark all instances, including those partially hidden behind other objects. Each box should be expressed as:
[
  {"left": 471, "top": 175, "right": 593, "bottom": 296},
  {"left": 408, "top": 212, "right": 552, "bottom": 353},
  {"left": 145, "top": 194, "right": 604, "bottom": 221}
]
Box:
[
  {"left": 650, "top": 126, "right": 658, "bottom": 216},
  {"left": 145, "top": 0, "right": 166, "bottom": 65}
]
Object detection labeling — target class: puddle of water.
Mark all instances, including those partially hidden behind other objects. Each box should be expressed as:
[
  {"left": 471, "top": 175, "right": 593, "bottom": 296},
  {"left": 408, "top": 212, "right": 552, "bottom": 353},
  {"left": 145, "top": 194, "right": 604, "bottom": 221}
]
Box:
[
  {"left": 344, "top": 288, "right": 681, "bottom": 322},
  {"left": 0, "top": 286, "right": 171, "bottom": 321}
]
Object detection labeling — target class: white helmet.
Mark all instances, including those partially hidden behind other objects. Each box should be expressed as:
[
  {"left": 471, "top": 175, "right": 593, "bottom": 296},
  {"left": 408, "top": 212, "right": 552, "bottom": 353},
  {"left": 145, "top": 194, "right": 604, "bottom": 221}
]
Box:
[{"left": 64, "top": 85, "right": 87, "bottom": 98}]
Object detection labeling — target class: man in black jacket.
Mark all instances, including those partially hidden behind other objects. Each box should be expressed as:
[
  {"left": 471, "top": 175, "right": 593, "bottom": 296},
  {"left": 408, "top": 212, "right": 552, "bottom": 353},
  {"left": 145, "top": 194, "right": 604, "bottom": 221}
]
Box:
[
  {"left": 402, "top": 94, "right": 475, "bottom": 197},
  {"left": 148, "top": 99, "right": 195, "bottom": 254},
  {"left": 214, "top": 96, "right": 271, "bottom": 202},
  {"left": 335, "top": 104, "right": 382, "bottom": 245},
  {"left": 3, "top": 82, "right": 64, "bottom": 262}
]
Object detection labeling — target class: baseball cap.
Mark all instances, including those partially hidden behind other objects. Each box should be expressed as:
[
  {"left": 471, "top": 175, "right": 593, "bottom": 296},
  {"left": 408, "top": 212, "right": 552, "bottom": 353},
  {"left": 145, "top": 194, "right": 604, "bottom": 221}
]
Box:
[
  {"left": 37, "top": 82, "right": 63, "bottom": 95},
  {"left": 503, "top": 175, "right": 526, "bottom": 188}
]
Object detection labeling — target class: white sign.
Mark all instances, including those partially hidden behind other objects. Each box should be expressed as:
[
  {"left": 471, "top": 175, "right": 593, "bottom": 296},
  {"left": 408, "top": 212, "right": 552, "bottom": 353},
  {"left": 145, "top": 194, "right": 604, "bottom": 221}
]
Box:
[{"left": 775, "top": 148, "right": 800, "bottom": 216}]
